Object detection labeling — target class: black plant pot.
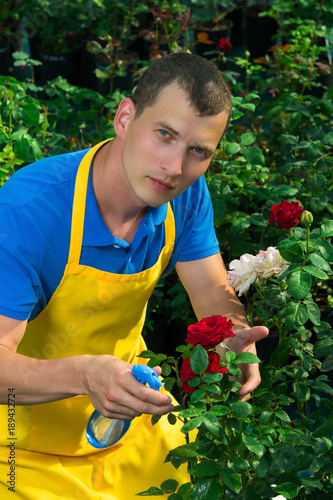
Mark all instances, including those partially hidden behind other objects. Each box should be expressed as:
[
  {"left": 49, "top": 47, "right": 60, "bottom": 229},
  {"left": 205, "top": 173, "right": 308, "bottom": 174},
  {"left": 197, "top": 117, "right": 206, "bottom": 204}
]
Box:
[
  {"left": 226, "top": 0, "right": 246, "bottom": 47},
  {"left": 245, "top": 6, "right": 278, "bottom": 61},
  {"left": 0, "top": 40, "right": 11, "bottom": 76},
  {"left": 29, "top": 36, "right": 81, "bottom": 86}
]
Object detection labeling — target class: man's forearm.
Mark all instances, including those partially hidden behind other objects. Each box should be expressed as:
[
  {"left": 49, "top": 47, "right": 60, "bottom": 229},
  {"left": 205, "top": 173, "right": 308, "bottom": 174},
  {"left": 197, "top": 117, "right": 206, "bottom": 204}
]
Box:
[{"left": 0, "top": 346, "right": 89, "bottom": 405}]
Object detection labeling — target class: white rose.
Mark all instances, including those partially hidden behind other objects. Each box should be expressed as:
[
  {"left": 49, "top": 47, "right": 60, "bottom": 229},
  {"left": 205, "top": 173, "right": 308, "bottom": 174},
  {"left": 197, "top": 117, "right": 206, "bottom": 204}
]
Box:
[
  {"left": 227, "top": 254, "right": 257, "bottom": 296},
  {"left": 253, "top": 247, "right": 289, "bottom": 280}
]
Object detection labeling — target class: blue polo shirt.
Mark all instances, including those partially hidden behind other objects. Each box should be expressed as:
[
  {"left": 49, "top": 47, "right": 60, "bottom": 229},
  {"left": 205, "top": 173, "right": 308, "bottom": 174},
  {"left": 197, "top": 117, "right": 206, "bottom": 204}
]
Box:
[{"left": 0, "top": 148, "right": 220, "bottom": 321}]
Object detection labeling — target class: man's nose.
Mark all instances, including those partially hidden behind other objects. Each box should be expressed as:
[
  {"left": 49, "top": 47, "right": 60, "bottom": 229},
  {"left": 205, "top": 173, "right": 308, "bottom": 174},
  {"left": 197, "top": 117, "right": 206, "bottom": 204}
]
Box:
[{"left": 164, "top": 150, "right": 183, "bottom": 177}]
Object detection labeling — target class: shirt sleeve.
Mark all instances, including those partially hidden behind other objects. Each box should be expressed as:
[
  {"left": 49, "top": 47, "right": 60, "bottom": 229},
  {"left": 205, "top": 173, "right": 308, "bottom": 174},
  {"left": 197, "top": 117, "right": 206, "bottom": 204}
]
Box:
[
  {"left": 173, "top": 176, "right": 220, "bottom": 263},
  {"left": 0, "top": 204, "right": 44, "bottom": 320}
]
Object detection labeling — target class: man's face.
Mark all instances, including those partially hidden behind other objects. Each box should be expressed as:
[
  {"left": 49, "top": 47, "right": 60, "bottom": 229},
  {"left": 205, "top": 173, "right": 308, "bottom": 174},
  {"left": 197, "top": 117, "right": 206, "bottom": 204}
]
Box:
[{"left": 119, "top": 82, "right": 229, "bottom": 208}]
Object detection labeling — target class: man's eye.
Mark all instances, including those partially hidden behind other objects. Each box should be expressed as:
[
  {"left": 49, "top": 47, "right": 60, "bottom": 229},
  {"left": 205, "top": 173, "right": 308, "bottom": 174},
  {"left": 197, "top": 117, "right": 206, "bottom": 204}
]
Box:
[
  {"left": 192, "top": 147, "right": 206, "bottom": 157},
  {"left": 158, "top": 129, "right": 169, "bottom": 137}
]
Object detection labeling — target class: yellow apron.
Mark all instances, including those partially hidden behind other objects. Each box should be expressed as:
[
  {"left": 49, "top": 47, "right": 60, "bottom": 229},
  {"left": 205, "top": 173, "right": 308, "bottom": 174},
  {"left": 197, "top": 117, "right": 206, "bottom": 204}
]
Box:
[{"left": 0, "top": 141, "right": 189, "bottom": 499}]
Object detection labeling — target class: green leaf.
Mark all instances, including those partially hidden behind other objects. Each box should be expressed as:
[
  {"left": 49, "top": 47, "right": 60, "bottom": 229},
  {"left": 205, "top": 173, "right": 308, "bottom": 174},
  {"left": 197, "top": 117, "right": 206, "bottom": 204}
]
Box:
[
  {"left": 285, "top": 302, "right": 308, "bottom": 327},
  {"left": 225, "top": 350, "right": 236, "bottom": 363},
  {"left": 168, "top": 443, "right": 205, "bottom": 459},
  {"left": 137, "top": 349, "right": 156, "bottom": 359},
  {"left": 201, "top": 373, "right": 223, "bottom": 384},
  {"left": 317, "top": 240, "right": 333, "bottom": 261},
  {"left": 242, "top": 146, "right": 265, "bottom": 166},
  {"left": 240, "top": 102, "right": 256, "bottom": 111},
  {"left": 161, "top": 479, "right": 178, "bottom": 494},
  {"left": 189, "top": 461, "right": 221, "bottom": 478},
  {"left": 292, "top": 382, "right": 310, "bottom": 402},
  {"left": 191, "top": 477, "right": 221, "bottom": 500},
  {"left": 304, "top": 300, "right": 321, "bottom": 326},
  {"left": 220, "top": 468, "right": 242, "bottom": 493},
  {"left": 161, "top": 362, "right": 172, "bottom": 376},
  {"left": 14, "top": 134, "right": 43, "bottom": 163},
  {"left": 276, "top": 410, "right": 291, "bottom": 422},
  {"left": 241, "top": 433, "right": 266, "bottom": 456},
  {"left": 234, "top": 352, "right": 260, "bottom": 364},
  {"left": 228, "top": 456, "right": 250, "bottom": 471},
  {"left": 273, "top": 482, "right": 299, "bottom": 499},
  {"left": 272, "top": 445, "right": 300, "bottom": 471},
  {"left": 314, "top": 338, "right": 333, "bottom": 358},
  {"left": 208, "top": 405, "right": 230, "bottom": 416},
  {"left": 279, "top": 244, "right": 303, "bottom": 263},
  {"left": 308, "top": 252, "right": 332, "bottom": 271},
  {"left": 136, "top": 486, "right": 164, "bottom": 496},
  {"left": 321, "top": 353, "right": 333, "bottom": 372},
  {"left": 231, "top": 401, "right": 253, "bottom": 418},
  {"left": 180, "top": 407, "right": 206, "bottom": 418},
  {"left": 188, "top": 377, "right": 201, "bottom": 388},
  {"left": 167, "top": 413, "right": 177, "bottom": 425},
  {"left": 202, "top": 413, "right": 220, "bottom": 436},
  {"left": 20, "top": 102, "right": 41, "bottom": 127},
  {"left": 230, "top": 218, "right": 251, "bottom": 233},
  {"left": 239, "top": 132, "right": 256, "bottom": 146},
  {"left": 287, "top": 270, "right": 312, "bottom": 300},
  {"left": 190, "top": 388, "right": 206, "bottom": 403},
  {"left": 274, "top": 185, "right": 299, "bottom": 197},
  {"left": 190, "top": 344, "right": 208, "bottom": 375},
  {"left": 181, "top": 416, "right": 203, "bottom": 434},
  {"left": 321, "top": 220, "right": 333, "bottom": 237},
  {"left": 312, "top": 415, "right": 333, "bottom": 438},
  {"left": 252, "top": 455, "right": 269, "bottom": 478},
  {"left": 224, "top": 142, "right": 240, "bottom": 155},
  {"left": 303, "top": 264, "right": 329, "bottom": 280}
]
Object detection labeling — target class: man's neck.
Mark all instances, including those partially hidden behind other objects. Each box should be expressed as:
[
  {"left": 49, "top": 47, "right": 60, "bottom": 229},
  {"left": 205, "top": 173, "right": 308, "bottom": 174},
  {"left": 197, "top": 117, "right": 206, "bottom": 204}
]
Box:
[{"left": 91, "top": 139, "right": 147, "bottom": 243}]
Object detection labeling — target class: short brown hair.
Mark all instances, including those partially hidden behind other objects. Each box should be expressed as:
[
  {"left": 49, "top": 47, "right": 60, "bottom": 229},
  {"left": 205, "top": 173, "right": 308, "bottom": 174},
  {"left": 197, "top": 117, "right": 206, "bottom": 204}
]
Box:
[{"left": 132, "top": 53, "right": 232, "bottom": 123}]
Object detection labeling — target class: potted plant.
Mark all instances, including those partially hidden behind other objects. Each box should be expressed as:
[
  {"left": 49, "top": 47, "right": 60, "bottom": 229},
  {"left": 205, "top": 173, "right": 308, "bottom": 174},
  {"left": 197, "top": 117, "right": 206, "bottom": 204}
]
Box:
[
  {"left": 83, "top": 0, "right": 154, "bottom": 94},
  {"left": 137, "top": 0, "right": 191, "bottom": 61},
  {"left": 189, "top": 0, "right": 235, "bottom": 58},
  {"left": 22, "top": 0, "right": 86, "bottom": 85}
]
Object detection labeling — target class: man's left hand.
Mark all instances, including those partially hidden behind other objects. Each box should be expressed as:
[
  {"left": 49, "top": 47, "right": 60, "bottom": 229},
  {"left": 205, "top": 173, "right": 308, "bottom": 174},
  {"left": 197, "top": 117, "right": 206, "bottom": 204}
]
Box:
[{"left": 218, "top": 325, "right": 269, "bottom": 401}]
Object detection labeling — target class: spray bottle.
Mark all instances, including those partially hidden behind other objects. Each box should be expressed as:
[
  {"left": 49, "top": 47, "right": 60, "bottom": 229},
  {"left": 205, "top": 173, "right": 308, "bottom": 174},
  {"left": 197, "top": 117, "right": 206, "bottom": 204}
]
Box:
[{"left": 86, "top": 364, "right": 163, "bottom": 449}]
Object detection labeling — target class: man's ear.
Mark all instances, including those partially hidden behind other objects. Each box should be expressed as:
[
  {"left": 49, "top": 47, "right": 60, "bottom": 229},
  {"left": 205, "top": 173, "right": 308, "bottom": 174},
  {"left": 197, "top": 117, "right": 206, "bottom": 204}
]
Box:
[{"left": 113, "top": 97, "right": 136, "bottom": 140}]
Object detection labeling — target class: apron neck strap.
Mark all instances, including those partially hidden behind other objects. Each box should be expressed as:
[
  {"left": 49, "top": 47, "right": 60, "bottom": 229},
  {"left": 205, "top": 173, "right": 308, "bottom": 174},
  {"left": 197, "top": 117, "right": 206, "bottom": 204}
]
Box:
[{"left": 67, "top": 140, "right": 110, "bottom": 266}]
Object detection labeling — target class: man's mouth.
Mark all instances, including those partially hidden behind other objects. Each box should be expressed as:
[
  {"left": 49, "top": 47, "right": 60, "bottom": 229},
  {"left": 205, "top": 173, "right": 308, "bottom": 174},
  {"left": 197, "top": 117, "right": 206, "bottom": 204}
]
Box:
[{"left": 149, "top": 177, "right": 175, "bottom": 192}]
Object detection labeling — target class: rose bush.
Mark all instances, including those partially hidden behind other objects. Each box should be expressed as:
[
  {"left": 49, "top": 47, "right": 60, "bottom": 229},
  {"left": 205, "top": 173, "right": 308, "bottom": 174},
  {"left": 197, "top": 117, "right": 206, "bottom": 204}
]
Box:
[{"left": 138, "top": 206, "right": 333, "bottom": 499}]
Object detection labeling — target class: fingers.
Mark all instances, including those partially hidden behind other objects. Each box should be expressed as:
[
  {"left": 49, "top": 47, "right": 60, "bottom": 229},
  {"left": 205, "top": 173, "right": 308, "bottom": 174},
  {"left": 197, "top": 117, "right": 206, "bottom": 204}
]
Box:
[{"left": 90, "top": 362, "right": 174, "bottom": 420}]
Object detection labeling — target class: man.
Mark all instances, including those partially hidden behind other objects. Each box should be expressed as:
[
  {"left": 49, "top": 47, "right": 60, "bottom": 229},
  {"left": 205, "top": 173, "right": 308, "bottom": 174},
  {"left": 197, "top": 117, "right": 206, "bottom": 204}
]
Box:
[{"left": 0, "top": 53, "right": 267, "bottom": 498}]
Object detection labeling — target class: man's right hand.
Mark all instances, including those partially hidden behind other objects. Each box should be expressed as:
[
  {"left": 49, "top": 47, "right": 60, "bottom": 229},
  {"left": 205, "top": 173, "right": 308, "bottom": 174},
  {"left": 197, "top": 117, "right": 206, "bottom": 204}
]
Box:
[{"left": 82, "top": 355, "right": 174, "bottom": 420}]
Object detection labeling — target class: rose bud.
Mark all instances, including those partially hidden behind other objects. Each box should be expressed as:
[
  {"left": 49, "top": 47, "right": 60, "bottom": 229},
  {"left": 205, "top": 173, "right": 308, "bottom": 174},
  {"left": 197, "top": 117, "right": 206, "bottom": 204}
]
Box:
[{"left": 300, "top": 210, "right": 313, "bottom": 228}]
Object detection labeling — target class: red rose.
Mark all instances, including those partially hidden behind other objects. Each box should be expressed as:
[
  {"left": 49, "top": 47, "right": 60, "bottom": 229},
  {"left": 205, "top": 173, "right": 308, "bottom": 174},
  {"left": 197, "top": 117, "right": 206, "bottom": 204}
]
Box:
[
  {"left": 180, "top": 351, "right": 227, "bottom": 393},
  {"left": 186, "top": 315, "right": 235, "bottom": 350},
  {"left": 218, "top": 37, "right": 232, "bottom": 52},
  {"left": 268, "top": 200, "right": 304, "bottom": 229}
]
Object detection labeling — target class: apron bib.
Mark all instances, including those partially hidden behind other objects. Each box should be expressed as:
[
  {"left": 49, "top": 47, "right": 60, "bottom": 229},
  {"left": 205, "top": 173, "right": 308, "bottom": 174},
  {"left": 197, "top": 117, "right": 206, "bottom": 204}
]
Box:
[{"left": 0, "top": 141, "right": 190, "bottom": 499}]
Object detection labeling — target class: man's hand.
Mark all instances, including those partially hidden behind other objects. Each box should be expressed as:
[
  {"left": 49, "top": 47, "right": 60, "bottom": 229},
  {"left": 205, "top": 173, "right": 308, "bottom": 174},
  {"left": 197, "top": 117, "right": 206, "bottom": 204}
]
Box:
[
  {"left": 217, "top": 325, "right": 269, "bottom": 401},
  {"left": 82, "top": 355, "right": 174, "bottom": 420}
]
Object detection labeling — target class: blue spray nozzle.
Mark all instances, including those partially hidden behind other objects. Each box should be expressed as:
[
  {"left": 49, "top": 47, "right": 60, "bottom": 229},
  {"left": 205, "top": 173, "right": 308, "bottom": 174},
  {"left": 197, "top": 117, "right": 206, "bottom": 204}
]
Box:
[
  {"left": 131, "top": 364, "right": 163, "bottom": 390},
  {"left": 86, "top": 364, "right": 162, "bottom": 449}
]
